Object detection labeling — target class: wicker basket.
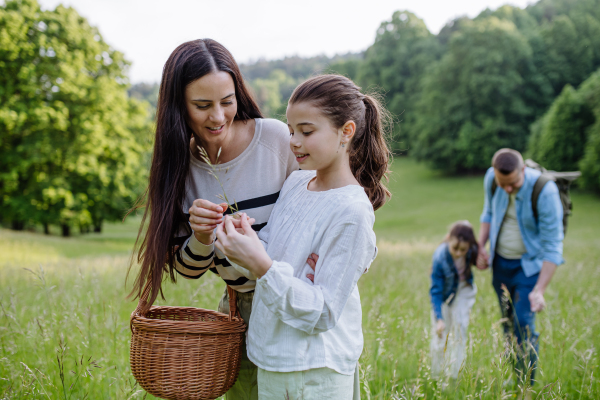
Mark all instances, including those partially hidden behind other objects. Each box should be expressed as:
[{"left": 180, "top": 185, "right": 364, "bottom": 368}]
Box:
[{"left": 130, "top": 283, "right": 247, "bottom": 400}]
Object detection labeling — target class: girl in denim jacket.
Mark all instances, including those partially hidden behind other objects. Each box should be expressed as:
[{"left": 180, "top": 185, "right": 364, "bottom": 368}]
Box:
[{"left": 430, "top": 221, "right": 478, "bottom": 379}]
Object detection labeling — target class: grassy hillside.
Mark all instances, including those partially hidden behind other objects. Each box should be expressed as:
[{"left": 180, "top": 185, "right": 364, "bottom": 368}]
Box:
[{"left": 1, "top": 158, "right": 598, "bottom": 399}]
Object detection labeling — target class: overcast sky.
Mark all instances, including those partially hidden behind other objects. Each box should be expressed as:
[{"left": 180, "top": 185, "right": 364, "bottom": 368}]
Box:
[{"left": 37, "top": 0, "right": 534, "bottom": 83}]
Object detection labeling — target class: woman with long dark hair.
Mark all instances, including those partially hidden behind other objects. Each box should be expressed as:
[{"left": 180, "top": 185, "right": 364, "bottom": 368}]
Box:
[{"left": 129, "top": 39, "right": 297, "bottom": 399}]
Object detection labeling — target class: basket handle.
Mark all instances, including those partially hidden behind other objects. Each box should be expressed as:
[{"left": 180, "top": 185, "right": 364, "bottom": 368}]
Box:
[
  {"left": 227, "top": 285, "right": 240, "bottom": 321},
  {"left": 130, "top": 278, "right": 241, "bottom": 326},
  {"left": 130, "top": 278, "right": 152, "bottom": 333}
]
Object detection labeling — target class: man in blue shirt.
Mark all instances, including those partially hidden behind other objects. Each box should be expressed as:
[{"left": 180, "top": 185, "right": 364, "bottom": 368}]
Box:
[{"left": 477, "top": 148, "right": 564, "bottom": 385}]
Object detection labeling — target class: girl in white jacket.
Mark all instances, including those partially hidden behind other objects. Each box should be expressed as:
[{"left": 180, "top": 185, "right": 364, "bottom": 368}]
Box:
[{"left": 216, "top": 74, "right": 391, "bottom": 399}]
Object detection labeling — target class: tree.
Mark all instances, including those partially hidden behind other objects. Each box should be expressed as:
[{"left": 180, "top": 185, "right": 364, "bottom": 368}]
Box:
[
  {"left": 247, "top": 69, "right": 297, "bottom": 120},
  {"left": 411, "top": 17, "right": 552, "bottom": 172},
  {"left": 357, "top": 11, "right": 442, "bottom": 153},
  {"left": 0, "top": 0, "right": 151, "bottom": 235},
  {"left": 527, "top": 85, "right": 595, "bottom": 171},
  {"left": 578, "top": 69, "right": 600, "bottom": 192},
  {"left": 525, "top": 0, "right": 600, "bottom": 96}
]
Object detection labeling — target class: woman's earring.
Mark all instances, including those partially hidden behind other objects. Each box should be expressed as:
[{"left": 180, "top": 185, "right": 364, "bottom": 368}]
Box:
[{"left": 341, "top": 143, "right": 345, "bottom": 148}]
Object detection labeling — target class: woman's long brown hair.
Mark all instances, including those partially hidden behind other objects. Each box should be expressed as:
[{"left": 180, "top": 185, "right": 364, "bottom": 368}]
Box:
[
  {"left": 289, "top": 74, "right": 391, "bottom": 210},
  {"left": 128, "top": 39, "right": 262, "bottom": 311}
]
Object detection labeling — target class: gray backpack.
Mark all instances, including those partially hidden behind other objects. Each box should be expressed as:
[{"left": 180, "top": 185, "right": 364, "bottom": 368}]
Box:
[{"left": 491, "top": 159, "right": 580, "bottom": 235}]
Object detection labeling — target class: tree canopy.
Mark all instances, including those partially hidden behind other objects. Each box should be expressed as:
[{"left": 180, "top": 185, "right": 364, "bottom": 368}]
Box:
[{"left": 0, "top": 0, "right": 152, "bottom": 235}]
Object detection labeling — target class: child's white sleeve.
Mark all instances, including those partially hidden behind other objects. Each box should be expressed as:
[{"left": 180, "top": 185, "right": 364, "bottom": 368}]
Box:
[{"left": 256, "top": 201, "right": 376, "bottom": 334}]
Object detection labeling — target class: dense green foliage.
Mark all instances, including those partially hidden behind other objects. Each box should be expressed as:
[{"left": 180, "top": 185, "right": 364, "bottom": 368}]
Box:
[
  {"left": 357, "top": 11, "right": 442, "bottom": 153},
  {"left": 129, "top": 82, "right": 159, "bottom": 110},
  {"left": 577, "top": 70, "right": 600, "bottom": 192},
  {"left": 528, "top": 84, "right": 595, "bottom": 171},
  {"left": 232, "top": 0, "right": 600, "bottom": 174},
  {"left": 412, "top": 16, "right": 552, "bottom": 171},
  {"left": 0, "top": 0, "right": 152, "bottom": 235},
  {"left": 527, "top": 68, "right": 600, "bottom": 190},
  {"left": 1, "top": 159, "right": 599, "bottom": 398}
]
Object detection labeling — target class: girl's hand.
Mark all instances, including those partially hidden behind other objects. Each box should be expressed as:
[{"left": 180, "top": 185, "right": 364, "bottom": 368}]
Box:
[
  {"left": 215, "top": 214, "right": 272, "bottom": 278},
  {"left": 189, "top": 199, "right": 228, "bottom": 244},
  {"left": 436, "top": 319, "right": 446, "bottom": 338}
]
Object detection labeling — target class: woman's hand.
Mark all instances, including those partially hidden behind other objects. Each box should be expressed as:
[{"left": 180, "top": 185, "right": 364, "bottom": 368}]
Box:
[
  {"left": 189, "top": 199, "right": 227, "bottom": 244},
  {"left": 215, "top": 214, "right": 272, "bottom": 278},
  {"left": 189, "top": 200, "right": 255, "bottom": 245}
]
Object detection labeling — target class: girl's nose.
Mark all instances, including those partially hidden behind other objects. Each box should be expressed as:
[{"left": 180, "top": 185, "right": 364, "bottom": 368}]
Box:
[{"left": 290, "top": 136, "right": 301, "bottom": 148}]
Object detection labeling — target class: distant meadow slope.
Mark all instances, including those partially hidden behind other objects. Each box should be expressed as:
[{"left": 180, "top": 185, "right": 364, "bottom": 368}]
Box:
[{"left": 1, "top": 158, "right": 598, "bottom": 399}]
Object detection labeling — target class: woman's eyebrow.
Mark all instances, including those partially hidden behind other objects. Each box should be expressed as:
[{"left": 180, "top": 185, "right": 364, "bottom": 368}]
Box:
[{"left": 191, "top": 93, "right": 235, "bottom": 102}]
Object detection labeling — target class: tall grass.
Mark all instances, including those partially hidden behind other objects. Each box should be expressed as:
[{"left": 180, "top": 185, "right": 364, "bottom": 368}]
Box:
[{"left": 1, "top": 158, "right": 598, "bottom": 399}]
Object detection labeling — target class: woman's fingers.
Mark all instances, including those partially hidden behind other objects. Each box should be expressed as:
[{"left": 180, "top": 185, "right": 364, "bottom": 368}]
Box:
[
  {"left": 190, "top": 199, "right": 225, "bottom": 218},
  {"left": 189, "top": 200, "right": 231, "bottom": 235},
  {"left": 306, "top": 274, "right": 314, "bottom": 283},
  {"left": 189, "top": 215, "right": 221, "bottom": 226}
]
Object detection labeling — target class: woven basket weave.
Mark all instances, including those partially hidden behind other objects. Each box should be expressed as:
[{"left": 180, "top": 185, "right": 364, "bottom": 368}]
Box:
[{"left": 130, "top": 283, "right": 247, "bottom": 400}]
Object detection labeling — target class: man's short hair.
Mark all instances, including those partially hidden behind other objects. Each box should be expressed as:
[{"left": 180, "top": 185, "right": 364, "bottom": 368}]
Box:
[{"left": 492, "top": 148, "right": 524, "bottom": 175}]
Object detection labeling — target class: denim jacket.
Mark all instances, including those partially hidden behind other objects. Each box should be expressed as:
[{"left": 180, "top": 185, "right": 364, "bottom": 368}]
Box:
[
  {"left": 480, "top": 167, "right": 564, "bottom": 277},
  {"left": 429, "top": 242, "right": 474, "bottom": 321}
]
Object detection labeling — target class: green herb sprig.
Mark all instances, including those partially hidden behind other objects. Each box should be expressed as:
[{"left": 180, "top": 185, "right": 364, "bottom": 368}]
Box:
[{"left": 197, "top": 146, "right": 240, "bottom": 217}]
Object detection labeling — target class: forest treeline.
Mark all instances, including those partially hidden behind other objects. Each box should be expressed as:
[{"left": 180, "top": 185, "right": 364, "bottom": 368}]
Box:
[
  {"left": 134, "top": 0, "right": 600, "bottom": 190},
  {"left": 2, "top": 0, "right": 600, "bottom": 235}
]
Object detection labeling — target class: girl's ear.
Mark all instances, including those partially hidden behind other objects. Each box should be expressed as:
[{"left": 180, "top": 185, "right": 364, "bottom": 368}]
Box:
[{"left": 340, "top": 120, "right": 356, "bottom": 144}]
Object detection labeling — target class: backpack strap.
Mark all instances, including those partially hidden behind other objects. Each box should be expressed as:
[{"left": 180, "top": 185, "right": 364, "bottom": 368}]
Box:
[{"left": 531, "top": 174, "right": 553, "bottom": 222}]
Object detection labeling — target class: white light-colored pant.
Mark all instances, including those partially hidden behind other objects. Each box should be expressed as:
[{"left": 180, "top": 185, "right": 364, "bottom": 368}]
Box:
[
  {"left": 220, "top": 289, "right": 361, "bottom": 400},
  {"left": 430, "top": 281, "right": 477, "bottom": 379},
  {"left": 257, "top": 367, "right": 355, "bottom": 400}
]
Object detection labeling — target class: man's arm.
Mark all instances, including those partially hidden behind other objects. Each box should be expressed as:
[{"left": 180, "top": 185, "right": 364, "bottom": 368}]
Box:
[{"left": 531, "top": 181, "right": 564, "bottom": 312}]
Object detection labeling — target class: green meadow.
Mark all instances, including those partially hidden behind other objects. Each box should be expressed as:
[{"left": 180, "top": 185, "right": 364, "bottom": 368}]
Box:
[{"left": 1, "top": 157, "right": 599, "bottom": 399}]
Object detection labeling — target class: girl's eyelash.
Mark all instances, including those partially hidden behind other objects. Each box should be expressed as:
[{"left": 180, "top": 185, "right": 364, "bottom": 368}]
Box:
[
  {"left": 196, "top": 105, "right": 208, "bottom": 109},
  {"left": 289, "top": 130, "right": 313, "bottom": 136},
  {"left": 223, "top": 101, "right": 233, "bottom": 105}
]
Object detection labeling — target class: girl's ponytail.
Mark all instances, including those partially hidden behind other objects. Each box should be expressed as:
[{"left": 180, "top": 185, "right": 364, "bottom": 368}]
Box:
[
  {"left": 349, "top": 95, "right": 391, "bottom": 210},
  {"left": 289, "top": 74, "right": 392, "bottom": 211}
]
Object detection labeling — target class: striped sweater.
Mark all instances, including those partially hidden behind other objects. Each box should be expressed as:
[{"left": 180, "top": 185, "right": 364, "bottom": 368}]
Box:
[{"left": 174, "top": 118, "right": 297, "bottom": 292}]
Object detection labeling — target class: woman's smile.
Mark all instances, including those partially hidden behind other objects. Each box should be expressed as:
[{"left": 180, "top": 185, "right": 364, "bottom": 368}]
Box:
[{"left": 206, "top": 124, "right": 225, "bottom": 134}]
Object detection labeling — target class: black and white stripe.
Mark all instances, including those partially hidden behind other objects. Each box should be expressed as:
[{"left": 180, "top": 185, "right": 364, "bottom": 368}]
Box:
[{"left": 172, "top": 118, "right": 298, "bottom": 292}]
